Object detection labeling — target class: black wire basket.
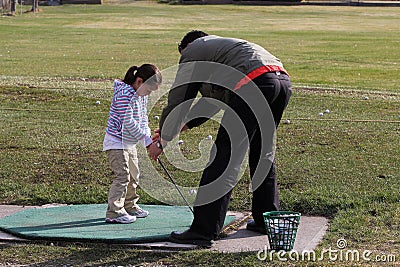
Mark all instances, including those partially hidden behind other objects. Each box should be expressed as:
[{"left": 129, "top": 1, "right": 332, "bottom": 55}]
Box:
[{"left": 263, "top": 211, "right": 301, "bottom": 251}]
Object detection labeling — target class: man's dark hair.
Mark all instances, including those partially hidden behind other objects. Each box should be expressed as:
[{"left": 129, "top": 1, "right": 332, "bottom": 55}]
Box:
[{"left": 178, "top": 30, "right": 208, "bottom": 53}]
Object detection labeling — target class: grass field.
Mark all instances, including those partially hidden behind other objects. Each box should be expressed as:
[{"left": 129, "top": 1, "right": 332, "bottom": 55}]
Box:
[{"left": 0, "top": 1, "right": 399, "bottom": 266}]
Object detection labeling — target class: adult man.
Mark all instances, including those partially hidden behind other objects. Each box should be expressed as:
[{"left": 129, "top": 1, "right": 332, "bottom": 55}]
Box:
[{"left": 147, "top": 30, "right": 292, "bottom": 247}]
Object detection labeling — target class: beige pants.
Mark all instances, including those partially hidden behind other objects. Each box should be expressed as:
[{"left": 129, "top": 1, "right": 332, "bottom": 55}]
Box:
[{"left": 106, "top": 147, "right": 141, "bottom": 218}]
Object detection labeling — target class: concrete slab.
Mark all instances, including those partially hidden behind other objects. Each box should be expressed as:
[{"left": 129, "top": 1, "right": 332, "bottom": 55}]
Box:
[
  {"left": 0, "top": 205, "right": 34, "bottom": 218},
  {"left": 293, "top": 216, "right": 329, "bottom": 251},
  {"left": 127, "top": 241, "right": 198, "bottom": 251},
  {"left": 0, "top": 205, "right": 328, "bottom": 253},
  {"left": 213, "top": 215, "right": 329, "bottom": 253},
  {"left": 0, "top": 205, "right": 35, "bottom": 243}
]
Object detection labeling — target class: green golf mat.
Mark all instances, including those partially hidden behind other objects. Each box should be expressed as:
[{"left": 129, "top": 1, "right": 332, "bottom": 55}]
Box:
[{"left": 0, "top": 204, "right": 236, "bottom": 243}]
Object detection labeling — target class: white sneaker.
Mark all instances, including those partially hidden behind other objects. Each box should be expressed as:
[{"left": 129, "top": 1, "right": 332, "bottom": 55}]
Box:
[
  {"left": 105, "top": 214, "right": 136, "bottom": 224},
  {"left": 128, "top": 208, "right": 149, "bottom": 218}
]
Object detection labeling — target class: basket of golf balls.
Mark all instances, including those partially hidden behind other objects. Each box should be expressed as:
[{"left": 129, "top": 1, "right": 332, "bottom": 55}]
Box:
[{"left": 263, "top": 211, "right": 301, "bottom": 251}]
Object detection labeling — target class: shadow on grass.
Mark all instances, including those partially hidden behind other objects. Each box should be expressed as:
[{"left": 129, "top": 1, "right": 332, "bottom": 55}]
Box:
[
  {"left": 25, "top": 242, "right": 258, "bottom": 266},
  {"left": 0, "top": 242, "right": 172, "bottom": 266},
  {"left": 281, "top": 194, "right": 358, "bottom": 219}
]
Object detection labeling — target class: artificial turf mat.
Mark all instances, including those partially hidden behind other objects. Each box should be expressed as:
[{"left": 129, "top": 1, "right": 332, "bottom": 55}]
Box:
[{"left": 0, "top": 204, "right": 236, "bottom": 243}]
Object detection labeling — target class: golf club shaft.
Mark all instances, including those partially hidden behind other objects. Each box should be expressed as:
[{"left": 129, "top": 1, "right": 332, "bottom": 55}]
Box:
[{"left": 158, "top": 158, "right": 194, "bottom": 215}]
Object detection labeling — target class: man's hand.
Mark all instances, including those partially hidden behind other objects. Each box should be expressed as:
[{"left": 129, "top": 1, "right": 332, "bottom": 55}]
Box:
[
  {"left": 147, "top": 141, "right": 163, "bottom": 161},
  {"left": 181, "top": 124, "right": 189, "bottom": 132},
  {"left": 152, "top": 129, "right": 160, "bottom": 142}
]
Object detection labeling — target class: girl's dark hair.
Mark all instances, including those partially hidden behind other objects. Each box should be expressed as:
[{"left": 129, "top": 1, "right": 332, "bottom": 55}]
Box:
[
  {"left": 123, "top": 64, "right": 162, "bottom": 86},
  {"left": 178, "top": 30, "right": 208, "bottom": 53}
]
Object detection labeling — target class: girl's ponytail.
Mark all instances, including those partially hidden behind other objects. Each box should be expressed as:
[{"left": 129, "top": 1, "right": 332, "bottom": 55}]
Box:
[
  {"left": 123, "top": 64, "right": 162, "bottom": 87},
  {"left": 123, "top": 66, "right": 139, "bottom": 86}
]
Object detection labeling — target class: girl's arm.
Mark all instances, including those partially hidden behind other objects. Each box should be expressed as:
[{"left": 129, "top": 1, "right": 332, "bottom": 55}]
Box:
[{"left": 122, "top": 98, "right": 149, "bottom": 143}]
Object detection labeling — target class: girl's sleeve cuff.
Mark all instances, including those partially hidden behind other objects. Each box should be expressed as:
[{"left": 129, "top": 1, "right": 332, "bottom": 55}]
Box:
[{"left": 143, "top": 135, "right": 153, "bottom": 147}]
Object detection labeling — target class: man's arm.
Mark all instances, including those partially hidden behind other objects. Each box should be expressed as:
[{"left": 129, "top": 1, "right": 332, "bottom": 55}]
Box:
[
  {"left": 159, "top": 79, "right": 202, "bottom": 141},
  {"left": 185, "top": 97, "right": 221, "bottom": 129}
]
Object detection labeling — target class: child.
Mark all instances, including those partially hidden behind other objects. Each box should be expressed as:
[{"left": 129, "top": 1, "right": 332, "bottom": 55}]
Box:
[{"left": 103, "top": 64, "right": 162, "bottom": 224}]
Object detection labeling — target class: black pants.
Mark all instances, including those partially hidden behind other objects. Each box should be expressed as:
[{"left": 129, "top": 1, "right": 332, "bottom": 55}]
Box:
[{"left": 189, "top": 72, "right": 292, "bottom": 239}]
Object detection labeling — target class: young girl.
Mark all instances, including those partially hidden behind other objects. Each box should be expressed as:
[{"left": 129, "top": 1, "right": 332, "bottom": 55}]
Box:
[{"left": 103, "top": 64, "right": 162, "bottom": 224}]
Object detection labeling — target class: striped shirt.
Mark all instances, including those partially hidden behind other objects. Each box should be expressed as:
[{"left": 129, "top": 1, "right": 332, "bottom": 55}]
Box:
[{"left": 104, "top": 80, "right": 151, "bottom": 150}]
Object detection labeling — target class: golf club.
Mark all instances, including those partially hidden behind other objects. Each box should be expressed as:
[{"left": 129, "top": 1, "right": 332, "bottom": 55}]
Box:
[{"left": 158, "top": 158, "right": 195, "bottom": 215}]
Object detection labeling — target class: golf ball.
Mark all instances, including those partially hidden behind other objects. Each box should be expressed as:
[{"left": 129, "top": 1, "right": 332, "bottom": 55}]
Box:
[
  {"left": 324, "top": 109, "right": 330, "bottom": 114},
  {"left": 95, "top": 101, "right": 101, "bottom": 105},
  {"left": 283, "top": 119, "right": 290, "bottom": 124},
  {"left": 189, "top": 189, "right": 197, "bottom": 194},
  {"left": 364, "top": 96, "right": 369, "bottom": 100},
  {"left": 318, "top": 112, "right": 324, "bottom": 117},
  {"left": 178, "top": 140, "right": 184, "bottom": 145},
  {"left": 206, "top": 135, "right": 213, "bottom": 140},
  {"left": 154, "top": 115, "right": 160, "bottom": 120}
]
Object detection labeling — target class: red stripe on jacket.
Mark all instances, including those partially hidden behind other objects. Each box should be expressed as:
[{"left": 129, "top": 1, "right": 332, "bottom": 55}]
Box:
[{"left": 234, "top": 65, "right": 288, "bottom": 91}]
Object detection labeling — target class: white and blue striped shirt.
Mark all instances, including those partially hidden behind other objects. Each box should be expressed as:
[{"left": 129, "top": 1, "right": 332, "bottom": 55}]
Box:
[{"left": 103, "top": 80, "right": 151, "bottom": 150}]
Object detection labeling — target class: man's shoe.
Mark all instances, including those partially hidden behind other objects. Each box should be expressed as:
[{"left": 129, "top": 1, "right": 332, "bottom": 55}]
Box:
[
  {"left": 246, "top": 219, "right": 267, "bottom": 234},
  {"left": 169, "top": 230, "right": 213, "bottom": 248}
]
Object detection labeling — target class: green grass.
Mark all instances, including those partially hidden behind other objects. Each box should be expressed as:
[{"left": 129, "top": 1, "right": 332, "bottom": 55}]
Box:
[
  {"left": 1, "top": 3, "right": 400, "bottom": 90},
  {"left": 0, "top": 2, "right": 399, "bottom": 266}
]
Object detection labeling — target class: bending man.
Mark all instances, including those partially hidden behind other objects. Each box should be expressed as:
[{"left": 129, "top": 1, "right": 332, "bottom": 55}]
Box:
[{"left": 147, "top": 30, "right": 292, "bottom": 247}]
